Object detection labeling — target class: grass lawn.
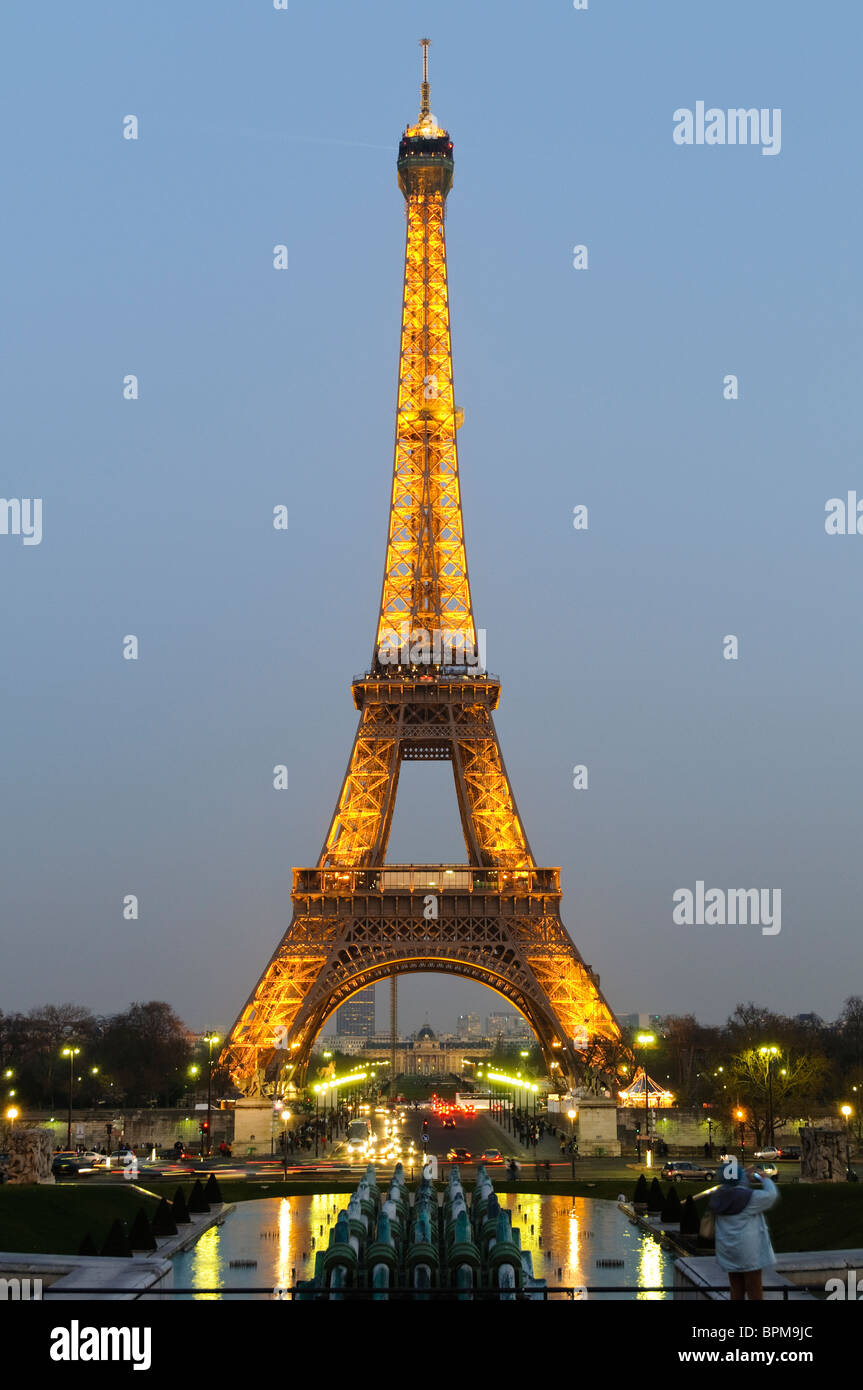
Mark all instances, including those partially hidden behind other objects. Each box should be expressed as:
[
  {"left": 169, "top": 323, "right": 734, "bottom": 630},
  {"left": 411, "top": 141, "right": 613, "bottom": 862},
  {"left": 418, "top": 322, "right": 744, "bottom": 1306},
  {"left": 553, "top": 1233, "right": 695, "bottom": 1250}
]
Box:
[{"left": 0, "top": 1183, "right": 163, "bottom": 1256}]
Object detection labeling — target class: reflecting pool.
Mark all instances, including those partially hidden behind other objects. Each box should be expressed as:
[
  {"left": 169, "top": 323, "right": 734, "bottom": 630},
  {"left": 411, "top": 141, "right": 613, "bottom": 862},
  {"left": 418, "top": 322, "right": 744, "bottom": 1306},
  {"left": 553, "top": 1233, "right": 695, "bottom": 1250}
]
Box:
[{"left": 172, "top": 1192, "right": 674, "bottom": 1300}]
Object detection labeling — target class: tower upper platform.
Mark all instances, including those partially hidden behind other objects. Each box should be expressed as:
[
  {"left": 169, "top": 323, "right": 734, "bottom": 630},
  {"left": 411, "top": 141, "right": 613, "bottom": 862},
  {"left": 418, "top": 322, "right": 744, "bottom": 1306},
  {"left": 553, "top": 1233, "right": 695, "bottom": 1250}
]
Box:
[{"left": 397, "top": 39, "right": 454, "bottom": 199}]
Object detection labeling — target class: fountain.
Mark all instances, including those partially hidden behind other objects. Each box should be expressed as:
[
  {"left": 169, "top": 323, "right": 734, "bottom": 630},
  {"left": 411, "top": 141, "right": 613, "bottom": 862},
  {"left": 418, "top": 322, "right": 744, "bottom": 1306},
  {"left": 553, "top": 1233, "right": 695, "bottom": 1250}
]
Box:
[{"left": 297, "top": 1162, "right": 545, "bottom": 1300}]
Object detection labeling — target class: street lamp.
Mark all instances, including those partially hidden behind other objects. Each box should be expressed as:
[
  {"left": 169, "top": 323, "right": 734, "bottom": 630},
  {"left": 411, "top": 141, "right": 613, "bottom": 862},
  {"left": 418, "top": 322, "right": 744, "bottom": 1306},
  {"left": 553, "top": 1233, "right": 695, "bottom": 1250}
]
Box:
[
  {"left": 841, "top": 1104, "right": 853, "bottom": 1177},
  {"left": 758, "top": 1046, "right": 779, "bottom": 1146},
  {"left": 281, "top": 1108, "right": 291, "bottom": 1177},
  {"left": 635, "top": 1033, "right": 655, "bottom": 1164},
  {"left": 567, "top": 1108, "right": 577, "bottom": 1177},
  {"left": 61, "top": 1046, "right": 80, "bottom": 1148},
  {"left": 5, "top": 1106, "right": 19, "bottom": 1129},
  {"left": 735, "top": 1108, "right": 746, "bottom": 1163},
  {"left": 203, "top": 1033, "right": 219, "bottom": 1157}
]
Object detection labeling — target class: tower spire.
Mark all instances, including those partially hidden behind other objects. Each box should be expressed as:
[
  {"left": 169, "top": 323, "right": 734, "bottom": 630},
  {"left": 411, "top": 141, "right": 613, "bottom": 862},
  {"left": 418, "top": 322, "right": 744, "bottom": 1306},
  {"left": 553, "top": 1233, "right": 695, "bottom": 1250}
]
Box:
[{"left": 420, "top": 37, "right": 430, "bottom": 117}]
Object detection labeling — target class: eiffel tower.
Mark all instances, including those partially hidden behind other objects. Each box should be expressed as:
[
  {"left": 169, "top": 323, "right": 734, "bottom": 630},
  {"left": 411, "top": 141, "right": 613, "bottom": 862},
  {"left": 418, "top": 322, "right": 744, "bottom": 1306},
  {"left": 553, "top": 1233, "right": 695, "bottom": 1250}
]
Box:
[{"left": 222, "top": 42, "right": 621, "bottom": 1096}]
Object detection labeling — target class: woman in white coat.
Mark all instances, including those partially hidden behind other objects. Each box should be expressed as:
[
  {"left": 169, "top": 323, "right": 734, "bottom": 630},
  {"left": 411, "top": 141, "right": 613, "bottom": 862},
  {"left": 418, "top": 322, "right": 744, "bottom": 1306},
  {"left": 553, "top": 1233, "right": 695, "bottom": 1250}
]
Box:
[{"left": 708, "top": 1159, "right": 779, "bottom": 1300}]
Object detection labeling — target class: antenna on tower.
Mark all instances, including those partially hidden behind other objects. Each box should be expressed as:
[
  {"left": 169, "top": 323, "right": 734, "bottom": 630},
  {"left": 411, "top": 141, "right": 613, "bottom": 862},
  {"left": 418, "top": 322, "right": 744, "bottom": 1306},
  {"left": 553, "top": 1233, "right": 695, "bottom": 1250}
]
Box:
[{"left": 419, "top": 37, "right": 431, "bottom": 117}]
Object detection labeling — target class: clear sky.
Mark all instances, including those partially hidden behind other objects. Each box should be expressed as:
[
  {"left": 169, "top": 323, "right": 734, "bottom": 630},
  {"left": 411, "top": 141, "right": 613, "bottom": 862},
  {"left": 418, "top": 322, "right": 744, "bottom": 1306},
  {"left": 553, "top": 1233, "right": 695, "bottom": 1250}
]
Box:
[{"left": 2, "top": 1, "right": 861, "bottom": 1037}]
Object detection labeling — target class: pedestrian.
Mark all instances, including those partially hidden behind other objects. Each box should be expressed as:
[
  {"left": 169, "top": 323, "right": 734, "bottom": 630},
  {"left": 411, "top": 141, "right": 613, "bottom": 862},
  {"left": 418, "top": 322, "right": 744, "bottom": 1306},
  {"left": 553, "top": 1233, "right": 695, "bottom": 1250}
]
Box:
[
  {"left": 708, "top": 1159, "right": 779, "bottom": 1301},
  {"left": 560, "top": 1138, "right": 566, "bottom": 1155}
]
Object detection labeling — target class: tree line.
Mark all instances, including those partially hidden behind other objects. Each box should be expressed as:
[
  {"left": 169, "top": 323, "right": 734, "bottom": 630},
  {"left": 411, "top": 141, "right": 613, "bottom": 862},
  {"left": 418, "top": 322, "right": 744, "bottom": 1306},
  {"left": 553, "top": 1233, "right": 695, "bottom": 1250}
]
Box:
[{"left": 0, "top": 1002, "right": 223, "bottom": 1109}]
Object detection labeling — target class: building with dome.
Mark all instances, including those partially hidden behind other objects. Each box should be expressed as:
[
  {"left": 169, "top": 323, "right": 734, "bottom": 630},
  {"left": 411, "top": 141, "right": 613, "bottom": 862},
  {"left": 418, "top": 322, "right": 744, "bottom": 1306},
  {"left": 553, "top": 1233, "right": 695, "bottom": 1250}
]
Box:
[{"left": 368, "top": 1022, "right": 493, "bottom": 1078}]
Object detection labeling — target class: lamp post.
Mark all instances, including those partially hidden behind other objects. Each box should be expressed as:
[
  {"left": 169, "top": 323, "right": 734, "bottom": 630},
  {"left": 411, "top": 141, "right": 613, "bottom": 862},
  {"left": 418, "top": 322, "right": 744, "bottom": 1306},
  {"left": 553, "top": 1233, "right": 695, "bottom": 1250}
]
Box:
[
  {"left": 272, "top": 1098, "right": 284, "bottom": 1156},
  {"left": 567, "top": 1108, "right": 577, "bottom": 1178},
  {"left": 635, "top": 1033, "right": 655, "bottom": 1164},
  {"left": 203, "top": 1033, "right": 219, "bottom": 1157},
  {"left": 61, "top": 1046, "right": 80, "bottom": 1149},
  {"left": 758, "top": 1046, "right": 779, "bottom": 1147},
  {"left": 5, "top": 1105, "right": 19, "bottom": 1132},
  {"left": 281, "top": 1109, "right": 291, "bottom": 1179},
  {"left": 840, "top": 1104, "right": 853, "bottom": 1178},
  {"left": 735, "top": 1108, "right": 746, "bottom": 1164}
]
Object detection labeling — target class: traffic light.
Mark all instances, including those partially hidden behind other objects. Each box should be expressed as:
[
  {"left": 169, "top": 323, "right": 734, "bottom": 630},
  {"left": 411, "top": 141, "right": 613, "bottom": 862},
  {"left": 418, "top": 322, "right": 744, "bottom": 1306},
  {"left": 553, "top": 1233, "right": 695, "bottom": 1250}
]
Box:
[
  {"left": 201, "top": 1120, "right": 210, "bottom": 1134},
  {"left": 635, "top": 1122, "right": 641, "bottom": 1135}
]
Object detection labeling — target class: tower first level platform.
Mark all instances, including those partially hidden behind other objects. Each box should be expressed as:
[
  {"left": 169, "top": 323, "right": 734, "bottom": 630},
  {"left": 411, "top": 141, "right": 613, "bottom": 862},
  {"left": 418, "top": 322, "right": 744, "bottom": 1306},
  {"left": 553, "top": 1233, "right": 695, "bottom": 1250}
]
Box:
[{"left": 222, "top": 861, "right": 620, "bottom": 1094}]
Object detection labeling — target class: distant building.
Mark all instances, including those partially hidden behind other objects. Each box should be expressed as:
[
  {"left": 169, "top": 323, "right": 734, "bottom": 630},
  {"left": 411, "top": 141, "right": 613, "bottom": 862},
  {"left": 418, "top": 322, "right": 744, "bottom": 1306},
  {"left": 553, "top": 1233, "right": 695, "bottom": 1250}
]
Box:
[
  {"left": 363, "top": 1024, "right": 492, "bottom": 1077},
  {"left": 616, "top": 1013, "right": 664, "bottom": 1035},
  {"left": 336, "top": 986, "right": 375, "bottom": 1038},
  {"left": 456, "top": 1013, "right": 482, "bottom": 1040},
  {"left": 794, "top": 1013, "right": 822, "bottom": 1029},
  {"left": 486, "top": 1012, "right": 534, "bottom": 1040}
]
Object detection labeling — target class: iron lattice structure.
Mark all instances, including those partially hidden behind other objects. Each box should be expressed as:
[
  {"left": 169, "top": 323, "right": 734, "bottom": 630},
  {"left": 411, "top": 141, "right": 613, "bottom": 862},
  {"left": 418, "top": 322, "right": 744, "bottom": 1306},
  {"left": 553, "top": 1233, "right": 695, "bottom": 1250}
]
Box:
[{"left": 222, "top": 45, "right": 621, "bottom": 1095}]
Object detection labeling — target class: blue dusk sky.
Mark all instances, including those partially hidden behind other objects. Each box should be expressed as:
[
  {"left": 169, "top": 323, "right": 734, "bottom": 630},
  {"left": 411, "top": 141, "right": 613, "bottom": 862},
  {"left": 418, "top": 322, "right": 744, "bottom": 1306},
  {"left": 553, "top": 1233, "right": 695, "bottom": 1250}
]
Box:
[{"left": 1, "top": 0, "right": 861, "bottom": 1036}]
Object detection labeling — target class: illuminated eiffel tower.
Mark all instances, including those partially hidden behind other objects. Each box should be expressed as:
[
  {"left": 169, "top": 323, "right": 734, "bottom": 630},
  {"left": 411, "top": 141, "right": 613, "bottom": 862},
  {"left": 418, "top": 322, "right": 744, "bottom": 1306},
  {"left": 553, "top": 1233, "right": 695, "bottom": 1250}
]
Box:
[{"left": 222, "top": 42, "right": 621, "bottom": 1095}]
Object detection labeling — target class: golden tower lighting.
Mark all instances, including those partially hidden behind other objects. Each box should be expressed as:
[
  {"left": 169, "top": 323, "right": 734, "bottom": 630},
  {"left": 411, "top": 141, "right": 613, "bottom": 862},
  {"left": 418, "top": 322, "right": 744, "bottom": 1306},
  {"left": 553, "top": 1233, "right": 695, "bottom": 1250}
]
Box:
[{"left": 221, "top": 43, "right": 621, "bottom": 1097}]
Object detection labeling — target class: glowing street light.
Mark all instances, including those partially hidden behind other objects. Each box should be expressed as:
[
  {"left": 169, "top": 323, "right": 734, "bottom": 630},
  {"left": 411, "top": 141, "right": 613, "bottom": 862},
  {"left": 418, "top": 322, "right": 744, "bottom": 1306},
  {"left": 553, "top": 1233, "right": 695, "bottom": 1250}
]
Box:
[
  {"left": 61, "top": 1046, "right": 81, "bottom": 1148},
  {"left": 635, "top": 1033, "right": 655, "bottom": 1162},
  {"left": 758, "top": 1046, "right": 780, "bottom": 1146},
  {"left": 203, "top": 1032, "right": 220, "bottom": 1157}
]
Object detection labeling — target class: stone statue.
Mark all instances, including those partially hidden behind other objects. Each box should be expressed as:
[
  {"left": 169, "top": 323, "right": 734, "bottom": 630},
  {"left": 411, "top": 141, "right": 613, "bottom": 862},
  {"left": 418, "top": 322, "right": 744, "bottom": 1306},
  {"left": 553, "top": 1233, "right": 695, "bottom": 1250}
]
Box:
[
  {"left": 799, "top": 1126, "right": 847, "bottom": 1183},
  {"left": 6, "top": 1127, "right": 55, "bottom": 1184},
  {"left": 581, "top": 1065, "right": 604, "bottom": 1097}
]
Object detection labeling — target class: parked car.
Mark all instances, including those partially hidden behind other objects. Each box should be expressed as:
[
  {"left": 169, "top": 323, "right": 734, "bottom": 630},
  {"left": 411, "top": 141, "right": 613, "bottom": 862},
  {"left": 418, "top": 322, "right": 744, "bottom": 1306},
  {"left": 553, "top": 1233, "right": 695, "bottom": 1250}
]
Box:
[
  {"left": 51, "top": 1151, "right": 81, "bottom": 1176},
  {"left": 660, "top": 1160, "right": 715, "bottom": 1182},
  {"left": 446, "top": 1147, "right": 472, "bottom": 1162}
]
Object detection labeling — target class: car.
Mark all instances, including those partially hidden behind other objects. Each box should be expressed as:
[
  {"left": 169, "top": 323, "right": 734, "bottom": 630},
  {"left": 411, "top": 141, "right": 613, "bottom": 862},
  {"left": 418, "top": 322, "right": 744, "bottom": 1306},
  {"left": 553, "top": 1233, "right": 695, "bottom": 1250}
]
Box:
[
  {"left": 660, "top": 1160, "right": 715, "bottom": 1182},
  {"left": 754, "top": 1147, "right": 783, "bottom": 1160},
  {"left": 163, "top": 1146, "right": 198, "bottom": 1162},
  {"left": 446, "top": 1148, "right": 472, "bottom": 1162},
  {"left": 51, "top": 1151, "right": 81, "bottom": 1176},
  {"left": 442, "top": 1117, "right": 456, "bottom": 1128},
  {"left": 755, "top": 1162, "right": 779, "bottom": 1180},
  {"left": 779, "top": 1146, "right": 800, "bottom": 1161},
  {"left": 479, "top": 1148, "right": 503, "bottom": 1163}
]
